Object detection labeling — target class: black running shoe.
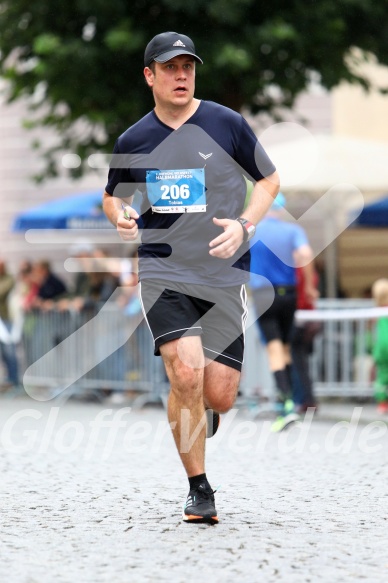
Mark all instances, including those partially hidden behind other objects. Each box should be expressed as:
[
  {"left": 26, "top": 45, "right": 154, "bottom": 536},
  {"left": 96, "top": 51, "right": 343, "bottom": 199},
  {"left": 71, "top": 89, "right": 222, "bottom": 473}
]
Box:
[
  {"left": 206, "top": 409, "right": 220, "bottom": 438},
  {"left": 182, "top": 483, "right": 219, "bottom": 524}
]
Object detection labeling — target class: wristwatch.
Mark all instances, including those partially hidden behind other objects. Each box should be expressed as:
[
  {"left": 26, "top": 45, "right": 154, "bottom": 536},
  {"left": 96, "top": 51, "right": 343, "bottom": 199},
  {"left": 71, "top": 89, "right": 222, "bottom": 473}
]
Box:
[{"left": 236, "top": 217, "right": 256, "bottom": 242}]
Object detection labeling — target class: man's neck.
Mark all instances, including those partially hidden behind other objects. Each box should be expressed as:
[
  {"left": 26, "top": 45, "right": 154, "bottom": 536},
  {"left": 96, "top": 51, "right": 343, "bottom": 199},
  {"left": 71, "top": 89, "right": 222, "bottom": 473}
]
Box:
[{"left": 154, "top": 98, "right": 201, "bottom": 130}]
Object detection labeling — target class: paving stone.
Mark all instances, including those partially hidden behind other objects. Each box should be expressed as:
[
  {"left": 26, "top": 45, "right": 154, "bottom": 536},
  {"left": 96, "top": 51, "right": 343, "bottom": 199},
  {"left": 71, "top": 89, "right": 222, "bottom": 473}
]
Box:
[{"left": 0, "top": 397, "right": 387, "bottom": 582}]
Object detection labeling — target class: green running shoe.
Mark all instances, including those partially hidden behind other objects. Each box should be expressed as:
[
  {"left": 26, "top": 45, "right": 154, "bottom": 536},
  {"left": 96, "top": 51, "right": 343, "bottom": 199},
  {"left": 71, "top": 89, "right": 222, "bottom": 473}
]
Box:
[{"left": 271, "top": 400, "right": 299, "bottom": 432}]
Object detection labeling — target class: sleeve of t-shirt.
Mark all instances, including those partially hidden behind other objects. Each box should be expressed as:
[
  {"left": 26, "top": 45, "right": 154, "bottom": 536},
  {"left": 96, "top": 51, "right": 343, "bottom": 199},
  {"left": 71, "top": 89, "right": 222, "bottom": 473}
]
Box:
[
  {"left": 293, "top": 224, "right": 309, "bottom": 249},
  {"left": 235, "top": 116, "right": 276, "bottom": 182},
  {"left": 105, "top": 139, "right": 136, "bottom": 196}
]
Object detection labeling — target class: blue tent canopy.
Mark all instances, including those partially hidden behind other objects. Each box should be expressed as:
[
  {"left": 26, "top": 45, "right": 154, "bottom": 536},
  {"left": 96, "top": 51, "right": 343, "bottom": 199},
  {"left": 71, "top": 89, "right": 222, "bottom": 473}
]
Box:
[
  {"left": 353, "top": 195, "right": 388, "bottom": 227},
  {"left": 12, "top": 190, "right": 113, "bottom": 231}
]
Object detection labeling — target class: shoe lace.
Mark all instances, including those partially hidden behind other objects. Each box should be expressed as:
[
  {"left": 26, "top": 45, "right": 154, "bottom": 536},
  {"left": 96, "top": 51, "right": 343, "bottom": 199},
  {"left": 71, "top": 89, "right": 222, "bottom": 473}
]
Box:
[{"left": 194, "top": 484, "right": 221, "bottom": 498}]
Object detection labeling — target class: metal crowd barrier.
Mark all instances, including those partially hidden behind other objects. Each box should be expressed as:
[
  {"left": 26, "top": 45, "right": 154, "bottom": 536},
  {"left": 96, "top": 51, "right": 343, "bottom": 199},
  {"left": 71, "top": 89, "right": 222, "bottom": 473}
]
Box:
[
  {"left": 297, "top": 299, "right": 377, "bottom": 398},
  {"left": 241, "top": 298, "right": 378, "bottom": 401},
  {"left": 12, "top": 298, "right": 380, "bottom": 403},
  {"left": 20, "top": 303, "right": 169, "bottom": 404}
]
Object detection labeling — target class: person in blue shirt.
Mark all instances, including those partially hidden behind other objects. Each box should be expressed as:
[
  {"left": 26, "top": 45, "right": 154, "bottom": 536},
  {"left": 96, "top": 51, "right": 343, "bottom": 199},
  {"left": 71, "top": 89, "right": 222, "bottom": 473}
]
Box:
[
  {"left": 102, "top": 31, "right": 279, "bottom": 524},
  {"left": 249, "top": 193, "right": 317, "bottom": 431}
]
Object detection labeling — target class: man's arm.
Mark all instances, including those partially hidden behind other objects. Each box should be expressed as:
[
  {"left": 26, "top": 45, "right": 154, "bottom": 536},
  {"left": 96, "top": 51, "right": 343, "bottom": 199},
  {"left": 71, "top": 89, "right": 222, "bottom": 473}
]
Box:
[
  {"left": 102, "top": 191, "right": 139, "bottom": 241},
  {"left": 294, "top": 245, "right": 319, "bottom": 305},
  {"left": 209, "top": 170, "right": 280, "bottom": 259},
  {"left": 240, "top": 171, "right": 280, "bottom": 226}
]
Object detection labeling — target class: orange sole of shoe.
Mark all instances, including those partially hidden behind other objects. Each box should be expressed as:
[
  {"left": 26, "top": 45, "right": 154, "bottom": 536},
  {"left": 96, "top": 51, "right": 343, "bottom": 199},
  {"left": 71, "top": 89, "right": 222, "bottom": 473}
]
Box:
[{"left": 183, "top": 514, "right": 219, "bottom": 524}]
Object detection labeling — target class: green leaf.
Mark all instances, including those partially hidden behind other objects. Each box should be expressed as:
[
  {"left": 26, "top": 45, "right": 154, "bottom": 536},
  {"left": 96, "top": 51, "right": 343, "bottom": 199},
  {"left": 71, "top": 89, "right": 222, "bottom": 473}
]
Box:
[
  {"left": 214, "top": 45, "right": 252, "bottom": 71},
  {"left": 1, "top": 0, "right": 388, "bottom": 181},
  {"left": 33, "top": 34, "right": 61, "bottom": 55}
]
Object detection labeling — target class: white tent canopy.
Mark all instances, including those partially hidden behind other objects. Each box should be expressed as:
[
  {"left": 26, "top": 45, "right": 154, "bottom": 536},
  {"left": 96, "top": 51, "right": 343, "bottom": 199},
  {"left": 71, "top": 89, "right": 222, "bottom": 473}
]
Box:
[
  {"left": 256, "top": 126, "right": 388, "bottom": 297},
  {"left": 260, "top": 127, "right": 388, "bottom": 193}
]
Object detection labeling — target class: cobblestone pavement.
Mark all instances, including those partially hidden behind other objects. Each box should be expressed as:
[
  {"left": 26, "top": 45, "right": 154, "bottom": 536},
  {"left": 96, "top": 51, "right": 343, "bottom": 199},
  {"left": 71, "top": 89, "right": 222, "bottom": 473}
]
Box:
[{"left": 0, "top": 396, "right": 387, "bottom": 583}]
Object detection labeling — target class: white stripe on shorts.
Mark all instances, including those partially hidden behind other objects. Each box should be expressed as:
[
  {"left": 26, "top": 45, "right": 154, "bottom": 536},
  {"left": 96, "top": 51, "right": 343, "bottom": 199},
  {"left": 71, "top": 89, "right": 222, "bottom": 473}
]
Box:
[
  {"left": 138, "top": 282, "right": 156, "bottom": 348},
  {"left": 154, "top": 327, "right": 202, "bottom": 343},
  {"left": 202, "top": 345, "right": 243, "bottom": 365},
  {"left": 240, "top": 284, "right": 248, "bottom": 363}
]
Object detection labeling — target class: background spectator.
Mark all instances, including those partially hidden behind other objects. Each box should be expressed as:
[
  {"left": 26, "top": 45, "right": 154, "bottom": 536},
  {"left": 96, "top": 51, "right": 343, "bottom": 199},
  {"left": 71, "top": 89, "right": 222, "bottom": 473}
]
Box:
[
  {"left": 0, "top": 258, "right": 20, "bottom": 388},
  {"left": 371, "top": 278, "right": 388, "bottom": 414},
  {"left": 31, "top": 260, "right": 67, "bottom": 310},
  {"left": 7, "top": 260, "right": 39, "bottom": 370},
  {"left": 291, "top": 265, "right": 320, "bottom": 413}
]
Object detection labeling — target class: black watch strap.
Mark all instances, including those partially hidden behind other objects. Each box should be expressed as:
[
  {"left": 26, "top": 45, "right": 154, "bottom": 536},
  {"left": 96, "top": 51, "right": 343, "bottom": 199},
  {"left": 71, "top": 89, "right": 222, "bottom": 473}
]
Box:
[{"left": 236, "top": 217, "right": 256, "bottom": 242}]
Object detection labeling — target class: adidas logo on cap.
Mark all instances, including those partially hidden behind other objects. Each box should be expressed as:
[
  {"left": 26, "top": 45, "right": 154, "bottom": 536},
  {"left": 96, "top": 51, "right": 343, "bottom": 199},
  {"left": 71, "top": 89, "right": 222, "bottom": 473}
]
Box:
[{"left": 144, "top": 32, "right": 203, "bottom": 66}]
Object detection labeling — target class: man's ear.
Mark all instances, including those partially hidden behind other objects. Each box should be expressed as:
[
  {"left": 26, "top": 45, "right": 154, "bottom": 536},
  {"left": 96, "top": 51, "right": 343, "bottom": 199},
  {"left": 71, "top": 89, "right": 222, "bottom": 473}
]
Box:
[{"left": 144, "top": 67, "right": 154, "bottom": 88}]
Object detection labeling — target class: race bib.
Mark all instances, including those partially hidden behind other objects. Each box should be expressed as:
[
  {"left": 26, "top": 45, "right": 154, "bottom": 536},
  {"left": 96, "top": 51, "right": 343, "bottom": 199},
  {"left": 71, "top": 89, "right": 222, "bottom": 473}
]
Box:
[{"left": 146, "top": 168, "right": 206, "bottom": 213}]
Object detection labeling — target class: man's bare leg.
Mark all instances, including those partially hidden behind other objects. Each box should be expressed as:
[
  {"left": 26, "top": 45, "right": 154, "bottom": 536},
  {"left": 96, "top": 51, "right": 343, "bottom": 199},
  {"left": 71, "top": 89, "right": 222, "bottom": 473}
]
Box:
[
  {"left": 160, "top": 336, "right": 206, "bottom": 477},
  {"left": 203, "top": 358, "right": 241, "bottom": 413},
  {"left": 161, "top": 341, "right": 240, "bottom": 523},
  {"left": 266, "top": 339, "right": 289, "bottom": 371}
]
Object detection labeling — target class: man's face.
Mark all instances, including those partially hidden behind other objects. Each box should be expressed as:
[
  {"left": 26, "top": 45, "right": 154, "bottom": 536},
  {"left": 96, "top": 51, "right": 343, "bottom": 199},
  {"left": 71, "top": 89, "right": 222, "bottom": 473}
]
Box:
[{"left": 144, "top": 55, "right": 196, "bottom": 109}]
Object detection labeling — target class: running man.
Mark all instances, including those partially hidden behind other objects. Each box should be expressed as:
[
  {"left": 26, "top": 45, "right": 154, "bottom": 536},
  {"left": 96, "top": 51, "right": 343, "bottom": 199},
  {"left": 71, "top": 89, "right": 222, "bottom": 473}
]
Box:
[
  {"left": 103, "top": 32, "right": 279, "bottom": 523},
  {"left": 249, "top": 193, "right": 317, "bottom": 431}
]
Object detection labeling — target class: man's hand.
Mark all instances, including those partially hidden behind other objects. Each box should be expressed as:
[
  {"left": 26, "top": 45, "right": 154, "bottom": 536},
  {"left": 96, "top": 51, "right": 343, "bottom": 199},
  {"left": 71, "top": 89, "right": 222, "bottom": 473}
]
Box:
[
  {"left": 118, "top": 205, "right": 140, "bottom": 241},
  {"left": 209, "top": 217, "right": 244, "bottom": 258}
]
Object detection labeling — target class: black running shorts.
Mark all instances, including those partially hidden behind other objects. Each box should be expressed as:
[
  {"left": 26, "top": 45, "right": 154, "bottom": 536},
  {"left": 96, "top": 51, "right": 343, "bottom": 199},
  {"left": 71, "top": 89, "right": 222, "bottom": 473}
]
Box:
[
  {"left": 139, "top": 279, "right": 248, "bottom": 371},
  {"left": 252, "top": 286, "right": 297, "bottom": 344}
]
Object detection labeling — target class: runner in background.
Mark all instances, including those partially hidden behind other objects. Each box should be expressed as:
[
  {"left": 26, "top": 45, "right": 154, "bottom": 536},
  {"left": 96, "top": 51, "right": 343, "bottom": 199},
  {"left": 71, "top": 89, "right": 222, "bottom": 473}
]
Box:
[{"left": 249, "top": 193, "right": 317, "bottom": 431}]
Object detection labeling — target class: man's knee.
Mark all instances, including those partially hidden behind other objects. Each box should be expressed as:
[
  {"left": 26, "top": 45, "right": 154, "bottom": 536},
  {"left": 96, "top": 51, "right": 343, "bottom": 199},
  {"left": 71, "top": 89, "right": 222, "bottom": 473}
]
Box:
[
  {"left": 161, "top": 339, "right": 205, "bottom": 396},
  {"left": 208, "top": 390, "right": 237, "bottom": 413},
  {"left": 204, "top": 364, "right": 240, "bottom": 412}
]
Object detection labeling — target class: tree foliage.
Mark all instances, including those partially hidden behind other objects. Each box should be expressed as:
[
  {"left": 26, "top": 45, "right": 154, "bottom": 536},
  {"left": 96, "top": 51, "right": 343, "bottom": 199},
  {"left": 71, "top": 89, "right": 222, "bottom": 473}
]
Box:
[{"left": 1, "top": 0, "right": 388, "bottom": 180}]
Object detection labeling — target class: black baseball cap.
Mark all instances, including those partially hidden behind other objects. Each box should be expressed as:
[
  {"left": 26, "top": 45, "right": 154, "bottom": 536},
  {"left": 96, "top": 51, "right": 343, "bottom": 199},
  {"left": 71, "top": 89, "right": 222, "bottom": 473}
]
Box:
[{"left": 144, "top": 32, "right": 203, "bottom": 67}]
